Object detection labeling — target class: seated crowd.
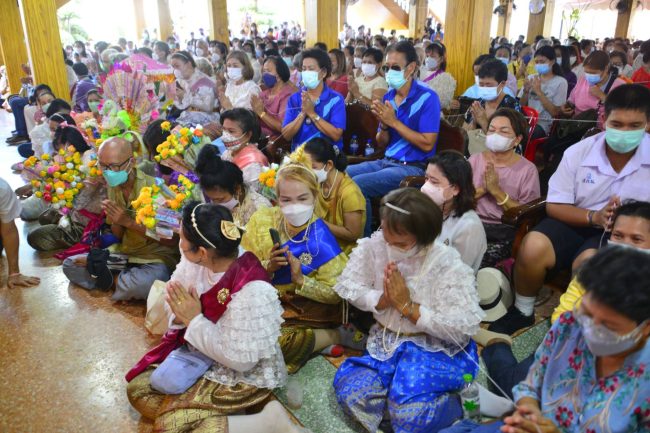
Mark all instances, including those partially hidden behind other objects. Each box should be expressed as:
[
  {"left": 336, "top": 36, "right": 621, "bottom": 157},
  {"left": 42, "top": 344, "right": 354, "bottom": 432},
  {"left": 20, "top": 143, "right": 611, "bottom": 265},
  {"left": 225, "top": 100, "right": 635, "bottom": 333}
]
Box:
[{"left": 2, "top": 24, "right": 650, "bottom": 433}]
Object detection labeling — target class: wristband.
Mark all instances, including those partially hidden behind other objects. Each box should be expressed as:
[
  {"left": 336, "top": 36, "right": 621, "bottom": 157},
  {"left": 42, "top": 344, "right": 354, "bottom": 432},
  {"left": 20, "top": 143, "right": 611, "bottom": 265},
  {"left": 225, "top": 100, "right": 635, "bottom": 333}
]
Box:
[
  {"left": 380, "top": 124, "right": 390, "bottom": 131},
  {"left": 587, "top": 210, "right": 595, "bottom": 226},
  {"left": 497, "top": 193, "right": 510, "bottom": 206}
]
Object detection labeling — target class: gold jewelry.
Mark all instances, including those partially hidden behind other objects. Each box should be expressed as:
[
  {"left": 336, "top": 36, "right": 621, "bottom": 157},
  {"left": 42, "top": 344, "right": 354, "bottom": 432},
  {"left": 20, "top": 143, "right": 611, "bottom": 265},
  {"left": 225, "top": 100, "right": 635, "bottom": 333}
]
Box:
[
  {"left": 221, "top": 220, "right": 241, "bottom": 241},
  {"left": 497, "top": 193, "right": 510, "bottom": 206},
  {"left": 320, "top": 169, "right": 339, "bottom": 200},
  {"left": 217, "top": 288, "right": 230, "bottom": 305}
]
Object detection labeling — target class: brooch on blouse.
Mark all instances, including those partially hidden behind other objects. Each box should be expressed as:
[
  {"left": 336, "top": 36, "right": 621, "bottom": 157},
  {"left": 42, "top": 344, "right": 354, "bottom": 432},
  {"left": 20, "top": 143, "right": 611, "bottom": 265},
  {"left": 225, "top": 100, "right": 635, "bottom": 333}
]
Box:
[
  {"left": 299, "top": 252, "right": 313, "bottom": 266},
  {"left": 217, "top": 288, "right": 230, "bottom": 305}
]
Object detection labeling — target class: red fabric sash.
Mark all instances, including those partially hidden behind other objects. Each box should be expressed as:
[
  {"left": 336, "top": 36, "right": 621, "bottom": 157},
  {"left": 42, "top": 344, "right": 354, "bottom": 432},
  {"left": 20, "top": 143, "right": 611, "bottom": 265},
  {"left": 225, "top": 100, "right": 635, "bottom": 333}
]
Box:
[
  {"left": 125, "top": 252, "right": 270, "bottom": 382},
  {"left": 232, "top": 145, "right": 269, "bottom": 170}
]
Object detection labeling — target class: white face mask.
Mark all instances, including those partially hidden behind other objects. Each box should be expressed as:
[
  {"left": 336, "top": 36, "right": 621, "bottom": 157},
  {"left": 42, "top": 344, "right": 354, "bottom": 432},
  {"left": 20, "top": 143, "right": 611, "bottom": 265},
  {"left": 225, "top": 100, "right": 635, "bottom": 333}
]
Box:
[
  {"left": 174, "top": 69, "right": 184, "bottom": 80},
  {"left": 420, "top": 182, "right": 449, "bottom": 207},
  {"left": 195, "top": 48, "right": 205, "bottom": 57},
  {"left": 485, "top": 133, "right": 515, "bottom": 153},
  {"left": 314, "top": 167, "right": 328, "bottom": 184},
  {"left": 218, "top": 197, "right": 239, "bottom": 211},
  {"left": 227, "top": 67, "right": 243, "bottom": 81},
  {"left": 361, "top": 64, "right": 377, "bottom": 77},
  {"left": 74, "top": 47, "right": 83, "bottom": 55},
  {"left": 281, "top": 203, "right": 314, "bottom": 227},
  {"left": 425, "top": 57, "right": 438, "bottom": 70},
  {"left": 386, "top": 243, "right": 419, "bottom": 263},
  {"left": 211, "top": 53, "right": 221, "bottom": 63},
  {"left": 569, "top": 56, "right": 577, "bottom": 64},
  {"left": 353, "top": 57, "right": 363, "bottom": 69},
  {"left": 556, "top": 56, "right": 563, "bottom": 64}
]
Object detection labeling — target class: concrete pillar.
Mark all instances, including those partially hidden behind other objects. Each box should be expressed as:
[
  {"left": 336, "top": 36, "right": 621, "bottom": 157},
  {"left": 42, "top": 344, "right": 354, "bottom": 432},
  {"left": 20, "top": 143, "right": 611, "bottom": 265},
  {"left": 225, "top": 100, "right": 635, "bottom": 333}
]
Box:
[
  {"left": 614, "top": 0, "right": 636, "bottom": 39},
  {"left": 305, "top": 0, "right": 339, "bottom": 51},
  {"left": 526, "top": 0, "right": 554, "bottom": 43},
  {"left": 444, "top": 0, "right": 493, "bottom": 96},
  {"left": 18, "top": 0, "right": 69, "bottom": 100},
  {"left": 207, "top": 0, "right": 229, "bottom": 43},
  {"left": 409, "top": 0, "right": 428, "bottom": 39},
  {"left": 0, "top": 0, "right": 29, "bottom": 95},
  {"left": 157, "top": 0, "right": 173, "bottom": 41},
  {"left": 133, "top": 0, "right": 146, "bottom": 43},
  {"left": 339, "top": 0, "right": 346, "bottom": 32}
]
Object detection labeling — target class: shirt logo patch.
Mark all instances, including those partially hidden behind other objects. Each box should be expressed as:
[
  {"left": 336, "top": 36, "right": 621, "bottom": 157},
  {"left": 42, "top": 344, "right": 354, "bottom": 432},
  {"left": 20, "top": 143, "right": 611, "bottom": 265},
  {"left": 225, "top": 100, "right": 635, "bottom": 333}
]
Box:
[{"left": 582, "top": 173, "right": 596, "bottom": 184}]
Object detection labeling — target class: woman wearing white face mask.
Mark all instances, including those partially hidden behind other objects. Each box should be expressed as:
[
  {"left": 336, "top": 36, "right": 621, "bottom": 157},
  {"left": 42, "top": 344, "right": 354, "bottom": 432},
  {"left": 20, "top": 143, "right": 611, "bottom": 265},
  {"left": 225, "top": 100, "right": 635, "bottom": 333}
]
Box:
[
  {"left": 241, "top": 155, "right": 352, "bottom": 373},
  {"left": 346, "top": 47, "right": 388, "bottom": 106},
  {"left": 195, "top": 145, "right": 270, "bottom": 227},
  {"left": 419, "top": 42, "right": 457, "bottom": 110},
  {"left": 171, "top": 51, "right": 219, "bottom": 126},
  {"left": 304, "top": 138, "right": 365, "bottom": 254},
  {"left": 422, "top": 151, "right": 486, "bottom": 273},
  {"left": 469, "top": 109, "right": 540, "bottom": 267},
  {"left": 219, "top": 51, "right": 261, "bottom": 112},
  {"left": 333, "top": 187, "right": 484, "bottom": 432},
  {"left": 217, "top": 108, "right": 269, "bottom": 192}
]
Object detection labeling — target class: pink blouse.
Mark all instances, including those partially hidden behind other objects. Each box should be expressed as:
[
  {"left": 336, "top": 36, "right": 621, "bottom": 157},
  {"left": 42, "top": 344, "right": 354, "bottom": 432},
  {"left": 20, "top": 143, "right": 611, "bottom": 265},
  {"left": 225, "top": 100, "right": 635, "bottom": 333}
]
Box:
[{"left": 260, "top": 84, "right": 296, "bottom": 139}]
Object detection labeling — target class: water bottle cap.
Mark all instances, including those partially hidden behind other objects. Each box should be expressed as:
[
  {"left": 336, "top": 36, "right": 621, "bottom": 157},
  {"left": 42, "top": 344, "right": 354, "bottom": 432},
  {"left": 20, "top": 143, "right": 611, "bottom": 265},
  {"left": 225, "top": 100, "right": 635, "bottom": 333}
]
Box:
[{"left": 463, "top": 374, "right": 473, "bottom": 383}]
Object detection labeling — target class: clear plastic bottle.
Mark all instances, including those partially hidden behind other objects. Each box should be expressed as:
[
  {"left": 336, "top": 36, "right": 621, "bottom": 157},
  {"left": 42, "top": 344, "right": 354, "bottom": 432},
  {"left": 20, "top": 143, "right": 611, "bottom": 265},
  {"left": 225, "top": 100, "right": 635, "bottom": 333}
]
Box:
[
  {"left": 460, "top": 373, "right": 481, "bottom": 422},
  {"left": 364, "top": 139, "right": 375, "bottom": 157},
  {"left": 349, "top": 135, "right": 359, "bottom": 155}
]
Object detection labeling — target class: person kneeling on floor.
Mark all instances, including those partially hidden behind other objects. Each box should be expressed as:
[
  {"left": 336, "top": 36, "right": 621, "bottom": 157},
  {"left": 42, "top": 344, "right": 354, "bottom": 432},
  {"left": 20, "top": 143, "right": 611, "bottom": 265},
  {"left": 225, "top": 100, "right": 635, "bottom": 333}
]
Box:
[{"left": 62, "top": 137, "right": 179, "bottom": 301}]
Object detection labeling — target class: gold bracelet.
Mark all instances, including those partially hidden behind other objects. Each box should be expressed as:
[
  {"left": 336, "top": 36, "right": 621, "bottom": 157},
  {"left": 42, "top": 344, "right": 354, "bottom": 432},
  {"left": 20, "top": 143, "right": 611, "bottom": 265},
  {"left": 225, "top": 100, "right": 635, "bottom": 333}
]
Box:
[
  {"left": 400, "top": 301, "right": 411, "bottom": 317},
  {"left": 259, "top": 111, "right": 266, "bottom": 119},
  {"left": 497, "top": 193, "right": 510, "bottom": 206}
]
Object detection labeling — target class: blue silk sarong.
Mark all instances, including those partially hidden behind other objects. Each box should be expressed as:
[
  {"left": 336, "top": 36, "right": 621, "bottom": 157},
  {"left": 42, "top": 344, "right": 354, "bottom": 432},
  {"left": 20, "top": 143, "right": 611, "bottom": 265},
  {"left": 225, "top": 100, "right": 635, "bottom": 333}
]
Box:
[
  {"left": 272, "top": 218, "right": 342, "bottom": 285},
  {"left": 334, "top": 340, "right": 479, "bottom": 433}
]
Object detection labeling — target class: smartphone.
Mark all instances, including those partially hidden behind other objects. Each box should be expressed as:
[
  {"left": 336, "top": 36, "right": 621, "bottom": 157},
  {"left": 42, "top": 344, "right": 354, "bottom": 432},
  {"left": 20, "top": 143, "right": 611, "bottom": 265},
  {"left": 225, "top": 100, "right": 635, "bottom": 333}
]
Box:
[{"left": 269, "top": 228, "right": 281, "bottom": 247}]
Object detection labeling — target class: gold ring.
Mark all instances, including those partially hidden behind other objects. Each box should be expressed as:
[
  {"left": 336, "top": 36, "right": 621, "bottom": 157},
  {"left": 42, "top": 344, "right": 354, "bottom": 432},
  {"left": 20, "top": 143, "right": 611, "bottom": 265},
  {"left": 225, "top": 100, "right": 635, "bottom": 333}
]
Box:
[{"left": 176, "top": 300, "right": 182, "bottom": 305}]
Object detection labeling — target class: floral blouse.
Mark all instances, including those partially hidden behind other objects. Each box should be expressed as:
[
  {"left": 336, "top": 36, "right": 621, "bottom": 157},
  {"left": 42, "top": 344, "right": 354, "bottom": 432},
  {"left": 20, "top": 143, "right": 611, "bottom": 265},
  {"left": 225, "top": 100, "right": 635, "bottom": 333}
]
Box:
[{"left": 513, "top": 311, "right": 650, "bottom": 432}]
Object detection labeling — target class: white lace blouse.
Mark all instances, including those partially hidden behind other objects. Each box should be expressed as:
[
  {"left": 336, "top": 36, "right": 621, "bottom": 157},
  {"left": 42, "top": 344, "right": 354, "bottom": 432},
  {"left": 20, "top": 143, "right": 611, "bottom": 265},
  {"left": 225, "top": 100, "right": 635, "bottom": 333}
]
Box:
[
  {"left": 165, "top": 256, "right": 287, "bottom": 389},
  {"left": 334, "top": 231, "right": 484, "bottom": 361},
  {"left": 225, "top": 80, "right": 261, "bottom": 110},
  {"left": 175, "top": 69, "right": 217, "bottom": 113},
  {"left": 419, "top": 68, "right": 457, "bottom": 110}
]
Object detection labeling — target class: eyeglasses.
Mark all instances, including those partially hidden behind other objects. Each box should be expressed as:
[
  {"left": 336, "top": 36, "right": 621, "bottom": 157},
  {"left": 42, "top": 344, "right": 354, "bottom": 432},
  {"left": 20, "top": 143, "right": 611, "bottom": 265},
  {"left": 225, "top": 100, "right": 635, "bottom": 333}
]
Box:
[
  {"left": 98, "top": 156, "right": 131, "bottom": 172},
  {"left": 381, "top": 64, "right": 404, "bottom": 73}
]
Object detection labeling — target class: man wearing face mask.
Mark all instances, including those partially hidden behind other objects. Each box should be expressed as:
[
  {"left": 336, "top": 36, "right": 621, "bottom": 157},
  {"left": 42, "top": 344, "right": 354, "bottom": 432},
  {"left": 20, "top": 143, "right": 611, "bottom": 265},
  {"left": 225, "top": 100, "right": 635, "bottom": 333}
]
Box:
[
  {"left": 62, "top": 137, "right": 179, "bottom": 301},
  {"left": 490, "top": 84, "right": 650, "bottom": 336},
  {"left": 347, "top": 41, "right": 441, "bottom": 237},
  {"left": 282, "top": 48, "right": 346, "bottom": 151}
]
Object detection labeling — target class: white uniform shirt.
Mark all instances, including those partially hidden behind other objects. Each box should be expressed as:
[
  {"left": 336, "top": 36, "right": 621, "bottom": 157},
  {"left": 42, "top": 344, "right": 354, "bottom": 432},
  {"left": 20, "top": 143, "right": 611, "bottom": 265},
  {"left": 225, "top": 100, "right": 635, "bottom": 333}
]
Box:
[{"left": 0, "top": 177, "right": 21, "bottom": 223}]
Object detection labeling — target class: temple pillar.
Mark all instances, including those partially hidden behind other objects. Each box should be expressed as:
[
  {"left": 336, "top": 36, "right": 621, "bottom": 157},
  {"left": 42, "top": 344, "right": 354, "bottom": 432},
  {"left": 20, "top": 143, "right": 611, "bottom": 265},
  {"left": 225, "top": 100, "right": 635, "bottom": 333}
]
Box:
[
  {"left": 207, "top": 0, "right": 229, "bottom": 43},
  {"left": 157, "top": 0, "right": 173, "bottom": 41},
  {"left": 305, "top": 0, "right": 339, "bottom": 51},
  {"left": 614, "top": 0, "right": 636, "bottom": 38},
  {"left": 526, "top": 0, "right": 554, "bottom": 43},
  {"left": 496, "top": 0, "right": 513, "bottom": 38},
  {"left": 0, "top": 0, "right": 29, "bottom": 95}
]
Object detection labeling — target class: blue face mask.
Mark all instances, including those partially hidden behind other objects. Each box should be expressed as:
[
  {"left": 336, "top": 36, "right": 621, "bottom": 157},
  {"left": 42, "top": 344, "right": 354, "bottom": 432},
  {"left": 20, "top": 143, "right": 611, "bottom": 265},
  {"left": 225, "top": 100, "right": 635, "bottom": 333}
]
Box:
[
  {"left": 102, "top": 163, "right": 131, "bottom": 187},
  {"left": 262, "top": 72, "right": 277, "bottom": 88},
  {"left": 585, "top": 72, "right": 602, "bottom": 85},
  {"left": 534, "top": 63, "right": 551, "bottom": 75},
  {"left": 386, "top": 69, "right": 407, "bottom": 90},
  {"left": 282, "top": 56, "right": 293, "bottom": 68},
  {"left": 302, "top": 70, "right": 321, "bottom": 90},
  {"left": 496, "top": 57, "right": 509, "bottom": 66},
  {"left": 522, "top": 54, "right": 532, "bottom": 64},
  {"left": 605, "top": 126, "right": 646, "bottom": 154},
  {"left": 477, "top": 85, "right": 500, "bottom": 101}
]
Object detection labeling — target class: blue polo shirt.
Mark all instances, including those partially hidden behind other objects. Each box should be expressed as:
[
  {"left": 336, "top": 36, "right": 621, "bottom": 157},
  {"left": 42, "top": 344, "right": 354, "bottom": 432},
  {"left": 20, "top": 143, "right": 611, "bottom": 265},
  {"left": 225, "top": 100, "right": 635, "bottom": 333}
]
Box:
[
  {"left": 282, "top": 84, "right": 346, "bottom": 151},
  {"left": 383, "top": 80, "right": 441, "bottom": 162}
]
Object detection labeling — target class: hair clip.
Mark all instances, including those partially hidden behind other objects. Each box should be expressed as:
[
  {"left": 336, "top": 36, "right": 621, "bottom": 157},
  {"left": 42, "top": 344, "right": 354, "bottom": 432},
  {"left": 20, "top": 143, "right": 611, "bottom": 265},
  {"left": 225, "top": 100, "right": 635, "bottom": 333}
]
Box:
[
  {"left": 221, "top": 220, "right": 241, "bottom": 241},
  {"left": 385, "top": 202, "right": 411, "bottom": 215}
]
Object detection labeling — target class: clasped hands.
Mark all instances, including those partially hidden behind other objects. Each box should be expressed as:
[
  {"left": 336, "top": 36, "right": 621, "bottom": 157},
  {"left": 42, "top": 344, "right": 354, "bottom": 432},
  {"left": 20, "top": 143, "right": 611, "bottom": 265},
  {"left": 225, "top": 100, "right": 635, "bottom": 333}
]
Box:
[
  {"left": 376, "top": 262, "right": 412, "bottom": 313},
  {"left": 371, "top": 100, "right": 397, "bottom": 128},
  {"left": 500, "top": 402, "right": 560, "bottom": 433},
  {"left": 166, "top": 280, "right": 202, "bottom": 327}
]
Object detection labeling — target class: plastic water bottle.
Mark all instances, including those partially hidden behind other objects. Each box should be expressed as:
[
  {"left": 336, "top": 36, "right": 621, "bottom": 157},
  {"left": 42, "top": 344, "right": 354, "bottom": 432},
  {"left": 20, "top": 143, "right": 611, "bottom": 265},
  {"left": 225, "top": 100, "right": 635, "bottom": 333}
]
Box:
[
  {"left": 364, "top": 139, "right": 375, "bottom": 157},
  {"left": 349, "top": 135, "right": 359, "bottom": 155},
  {"left": 460, "top": 373, "right": 481, "bottom": 422}
]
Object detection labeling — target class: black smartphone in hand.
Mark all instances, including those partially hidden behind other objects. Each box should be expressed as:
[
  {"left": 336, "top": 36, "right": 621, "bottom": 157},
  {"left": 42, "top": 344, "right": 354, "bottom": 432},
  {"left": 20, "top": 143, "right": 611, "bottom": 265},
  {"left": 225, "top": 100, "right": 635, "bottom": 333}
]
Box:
[{"left": 269, "top": 228, "right": 281, "bottom": 247}]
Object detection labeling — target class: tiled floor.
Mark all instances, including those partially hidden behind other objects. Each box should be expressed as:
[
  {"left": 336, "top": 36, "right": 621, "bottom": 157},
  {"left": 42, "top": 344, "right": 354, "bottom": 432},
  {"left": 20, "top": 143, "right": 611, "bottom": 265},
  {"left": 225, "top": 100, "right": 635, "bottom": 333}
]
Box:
[{"left": 0, "top": 109, "right": 554, "bottom": 433}]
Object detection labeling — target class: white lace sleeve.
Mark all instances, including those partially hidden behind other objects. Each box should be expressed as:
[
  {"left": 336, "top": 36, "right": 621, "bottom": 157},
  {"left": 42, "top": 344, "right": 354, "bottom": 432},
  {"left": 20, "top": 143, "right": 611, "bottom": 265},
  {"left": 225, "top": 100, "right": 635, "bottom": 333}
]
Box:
[
  {"left": 190, "top": 85, "right": 216, "bottom": 113},
  {"left": 430, "top": 73, "right": 457, "bottom": 110},
  {"left": 174, "top": 78, "right": 191, "bottom": 109},
  {"left": 414, "top": 247, "right": 483, "bottom": 340},
  {"left": 184, "top": 280, "right": 284, "bottom": 371},
  {"left": 334, "top": 236, "right": 382, "bottom": 312},
  {"left": 242, "top": 163, "right": 263, "bottom": 190}
]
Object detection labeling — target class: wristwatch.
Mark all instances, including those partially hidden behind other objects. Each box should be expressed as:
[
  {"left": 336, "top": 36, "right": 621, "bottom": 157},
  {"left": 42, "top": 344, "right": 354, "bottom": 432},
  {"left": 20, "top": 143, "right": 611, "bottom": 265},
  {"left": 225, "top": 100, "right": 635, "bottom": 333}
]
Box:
[{"left": 312, "top": 114, "right": 321, "bottom": 122}]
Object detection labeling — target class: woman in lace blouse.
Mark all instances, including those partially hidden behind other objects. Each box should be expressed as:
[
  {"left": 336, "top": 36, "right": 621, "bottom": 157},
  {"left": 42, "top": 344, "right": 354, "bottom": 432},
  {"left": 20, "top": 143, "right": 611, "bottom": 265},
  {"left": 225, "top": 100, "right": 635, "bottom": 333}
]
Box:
[
  {"left": 333, "top": 188, "right": 484, "bottom": 433},
  {"left": 219, "top": 50, "right": 261, "bottom": 112},
  {"left": 419, "top": 42, "right": 457, "bottom": 111},
  {"left": 195, "top": 145, "right": 270, "bottom": 228},
  {"left": 127, "top": 203, "right": 305, "bottom": 433},
  {"left": 171, "top": 51, "right": 219, "bottom": 126}
]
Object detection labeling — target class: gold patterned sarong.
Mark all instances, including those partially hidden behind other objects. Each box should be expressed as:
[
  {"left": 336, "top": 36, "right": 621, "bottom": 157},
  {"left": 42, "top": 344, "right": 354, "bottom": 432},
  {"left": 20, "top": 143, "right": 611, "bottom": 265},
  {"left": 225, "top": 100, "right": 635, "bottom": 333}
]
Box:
[
  {"left": 127, "top": 368, "right": 272, "bottom": 433},
  {"left": 279, "top": 292, "right": 343, "bottom": 373}
]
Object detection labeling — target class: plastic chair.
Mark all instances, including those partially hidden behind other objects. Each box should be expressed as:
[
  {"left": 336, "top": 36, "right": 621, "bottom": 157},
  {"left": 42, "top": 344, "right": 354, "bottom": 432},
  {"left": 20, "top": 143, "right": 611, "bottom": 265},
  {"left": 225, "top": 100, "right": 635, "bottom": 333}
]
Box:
[{"left": 521, "top": 106, "right": 543, "bottom": 162}]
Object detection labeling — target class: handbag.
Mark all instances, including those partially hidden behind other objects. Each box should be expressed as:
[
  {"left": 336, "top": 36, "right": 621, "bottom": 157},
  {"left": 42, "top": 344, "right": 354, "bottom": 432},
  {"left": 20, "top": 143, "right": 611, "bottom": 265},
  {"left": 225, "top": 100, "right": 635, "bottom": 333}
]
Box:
[{"left": 145, "top": 280, "right": 169, "bottom": 335}]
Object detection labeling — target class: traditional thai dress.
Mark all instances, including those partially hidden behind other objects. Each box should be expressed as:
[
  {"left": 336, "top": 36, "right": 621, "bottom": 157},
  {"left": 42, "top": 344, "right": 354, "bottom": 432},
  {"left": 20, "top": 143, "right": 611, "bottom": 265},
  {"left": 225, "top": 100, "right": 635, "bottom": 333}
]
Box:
[
  {"left": 316, "top": 172, "right": 366, "bottom": 255},
  {"left": 332, "top": 232, "right": 484, "bottom": 433},
  {"left": 222, "top": 144, "right": 269, "bottom": 193},
  {"left": 241, "top": 206, "right": 347, "bottom": 373},
  {"left": 175, "top": 69, "right": 219, "bottom": 126},
  {"left": 126, "top": 252, "right": 286, "bottom": 432}
]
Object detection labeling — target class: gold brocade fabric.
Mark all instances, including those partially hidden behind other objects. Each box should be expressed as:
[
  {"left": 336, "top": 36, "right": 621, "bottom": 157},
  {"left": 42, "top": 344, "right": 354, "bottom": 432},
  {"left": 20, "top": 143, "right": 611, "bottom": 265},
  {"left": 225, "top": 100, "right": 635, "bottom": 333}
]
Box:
[
  {"left": 316, "top": 173, "right": 366, "bottom": 256},
  {"left": 241, "top": 206, "right": 347, "bottom": 372},
  {"left": 107, "top": 169, "right": 180, "bottom": 269},
  {"left": 127, "top": 368, "right": 271, "bottom": 433}
]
